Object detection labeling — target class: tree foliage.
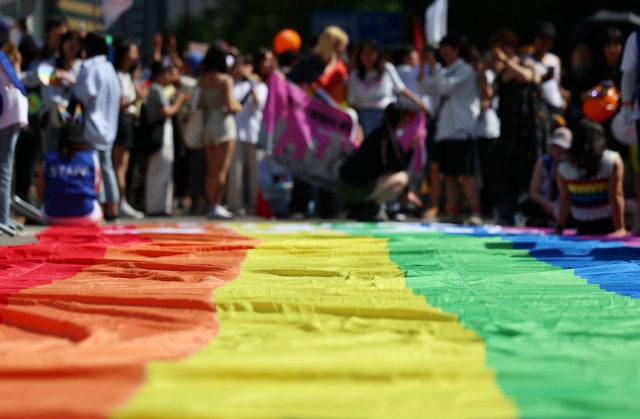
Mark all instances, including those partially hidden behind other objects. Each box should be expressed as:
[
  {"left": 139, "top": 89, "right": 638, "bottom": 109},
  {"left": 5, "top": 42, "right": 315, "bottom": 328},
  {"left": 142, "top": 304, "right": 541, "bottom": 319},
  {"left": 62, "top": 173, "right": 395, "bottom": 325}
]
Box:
[{"left": 173, "top": 0, "right": 639, "bottom": 58}]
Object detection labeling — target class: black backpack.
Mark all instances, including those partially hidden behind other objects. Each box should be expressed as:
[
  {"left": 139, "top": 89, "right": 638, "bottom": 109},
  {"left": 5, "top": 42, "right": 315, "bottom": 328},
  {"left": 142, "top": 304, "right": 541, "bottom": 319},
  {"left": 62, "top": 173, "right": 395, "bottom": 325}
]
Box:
[{"left": 132, "top": 102, "right": 164, "bottom": 156}]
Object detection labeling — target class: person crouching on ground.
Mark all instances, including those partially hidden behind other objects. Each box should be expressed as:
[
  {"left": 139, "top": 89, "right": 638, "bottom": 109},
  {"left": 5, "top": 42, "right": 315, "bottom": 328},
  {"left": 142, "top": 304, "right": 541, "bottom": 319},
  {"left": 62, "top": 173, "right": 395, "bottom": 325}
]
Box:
[
  {"left": 521, "top": 127, "right": 572, "bottom": 227},
  {"left": 556, "top": 119, "right": 626, "bottom": 236},
  {"left": 338, "top": 102, "right": 420, "bottom": 221},
  {"left": 37, "top": 120, "right": 103, "bottom": 226}
]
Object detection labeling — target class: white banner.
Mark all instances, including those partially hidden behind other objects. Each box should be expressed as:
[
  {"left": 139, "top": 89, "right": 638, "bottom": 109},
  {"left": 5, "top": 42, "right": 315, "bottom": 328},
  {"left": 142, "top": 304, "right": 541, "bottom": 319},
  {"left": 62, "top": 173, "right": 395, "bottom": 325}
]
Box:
[
  {"left": 425, "top": 0, "right": 448, "bottom": 47},
  {"left": 103, "top": 0, "right": 134, "bottom": 29}
]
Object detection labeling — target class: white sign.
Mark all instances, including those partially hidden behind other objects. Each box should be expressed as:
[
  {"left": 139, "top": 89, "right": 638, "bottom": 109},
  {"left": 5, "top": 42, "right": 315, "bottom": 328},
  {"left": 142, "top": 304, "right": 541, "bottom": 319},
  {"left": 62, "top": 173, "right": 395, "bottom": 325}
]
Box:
[{"left": 425, "top": 0, "right": 448, "bottom": 47}]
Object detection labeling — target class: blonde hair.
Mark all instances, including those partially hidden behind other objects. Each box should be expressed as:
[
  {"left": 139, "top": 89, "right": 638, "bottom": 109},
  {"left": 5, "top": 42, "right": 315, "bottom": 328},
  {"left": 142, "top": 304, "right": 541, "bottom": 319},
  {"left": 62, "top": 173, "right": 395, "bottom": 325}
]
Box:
[{"left": 314, "top": 26, "right": 349, "bottom": 62}]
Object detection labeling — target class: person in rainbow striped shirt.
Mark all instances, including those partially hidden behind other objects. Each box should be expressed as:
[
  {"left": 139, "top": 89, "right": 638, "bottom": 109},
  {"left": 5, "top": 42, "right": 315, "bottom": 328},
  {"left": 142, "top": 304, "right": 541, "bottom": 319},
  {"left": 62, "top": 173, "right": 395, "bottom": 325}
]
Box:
[{"left": 556, "top": 119, "right": 627, "bottom": 236}]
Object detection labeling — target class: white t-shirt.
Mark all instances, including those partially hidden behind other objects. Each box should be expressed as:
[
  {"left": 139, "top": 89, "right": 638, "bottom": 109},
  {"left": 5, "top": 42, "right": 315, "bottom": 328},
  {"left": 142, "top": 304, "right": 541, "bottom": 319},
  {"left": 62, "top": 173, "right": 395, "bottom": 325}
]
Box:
[
  {"left": 420, "top": 59, "right": 479, "bottom": 141},
  {"left": 118, "top": 71, "right": 137, "bottom": 115},
  {"left": 396, "top": 64, "right": 431, "bottom": 112},
  {"left": 621, "top": 31, "right": 640, "bottom": 120},
  {"left": 530, "top": 52, "right": 562, "bottom": 109},
  {"left": 621, "top": 31, "right": 638, "bottom": 72},
  {"left": 347, "top": 62, "right": 406, "bottom": 109},
  {"left": 233, "top": 81, "right": 268, "bottom": 144},
  {"left": 475, "top": 69, "right": 500, "bottom": 139}
]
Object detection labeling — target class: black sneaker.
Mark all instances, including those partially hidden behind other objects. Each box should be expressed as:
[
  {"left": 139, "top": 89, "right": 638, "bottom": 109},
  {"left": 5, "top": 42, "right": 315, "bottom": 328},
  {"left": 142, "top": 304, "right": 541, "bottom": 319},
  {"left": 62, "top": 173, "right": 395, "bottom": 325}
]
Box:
[{"left": 347, "top": 203, "right": 365, "bottom": 219}]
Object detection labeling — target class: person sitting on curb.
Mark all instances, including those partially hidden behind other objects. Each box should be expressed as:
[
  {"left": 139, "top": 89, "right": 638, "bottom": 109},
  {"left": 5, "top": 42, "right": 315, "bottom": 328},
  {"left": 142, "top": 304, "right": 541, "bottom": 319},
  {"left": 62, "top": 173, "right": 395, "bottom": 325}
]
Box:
[{"left": 38, "top": 103, "right": 103, "bottom": 226}]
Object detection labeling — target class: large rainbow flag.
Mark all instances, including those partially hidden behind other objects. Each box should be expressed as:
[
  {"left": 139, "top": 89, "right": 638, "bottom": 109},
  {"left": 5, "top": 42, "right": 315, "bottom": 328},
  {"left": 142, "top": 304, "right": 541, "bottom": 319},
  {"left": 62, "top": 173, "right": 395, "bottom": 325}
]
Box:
[{"left": 2, "top": 222, "right": 640, "bottom": 418}]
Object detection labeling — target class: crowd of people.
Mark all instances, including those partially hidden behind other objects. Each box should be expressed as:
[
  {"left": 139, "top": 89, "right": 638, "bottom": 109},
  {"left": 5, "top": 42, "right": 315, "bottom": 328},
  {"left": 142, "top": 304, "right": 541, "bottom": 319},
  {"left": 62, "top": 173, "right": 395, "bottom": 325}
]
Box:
[{"left": 0, "top": 15, "right": 639, "bottom": 236}]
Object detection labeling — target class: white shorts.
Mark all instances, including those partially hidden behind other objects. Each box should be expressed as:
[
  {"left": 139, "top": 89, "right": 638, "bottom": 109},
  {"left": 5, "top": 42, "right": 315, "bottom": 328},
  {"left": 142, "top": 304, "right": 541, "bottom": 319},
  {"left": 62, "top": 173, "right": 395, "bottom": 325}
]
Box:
[{"left": 43, "top": 200, "right": 103, "bottom": 226}]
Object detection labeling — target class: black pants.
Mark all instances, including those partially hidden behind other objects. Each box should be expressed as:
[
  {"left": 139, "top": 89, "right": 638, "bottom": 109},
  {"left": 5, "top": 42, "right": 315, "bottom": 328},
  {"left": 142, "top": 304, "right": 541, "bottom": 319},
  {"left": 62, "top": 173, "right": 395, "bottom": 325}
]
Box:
[
  {"left": 576, "top": 217, "right": 615, "bottom": 236},
  {"left": 477, "top": 138, "right": 498, "bottom": 218},
  {"left": 174, "top": 142, "right": 190, "bottom": 199},
  {"left": 520, "top": 198, "right": 555, "bottom": 227},
  {"left": 172, "top": 116, "right": 190, "bottom": 199},
  {"left": 13, "top": 127, "right": 40, "bottom": 203},
  {"left": 189, "top": 148, "right": 208, "bottom": 197},
  {"left": 289, "top": 177, "right": 339, "bottom": 218}
]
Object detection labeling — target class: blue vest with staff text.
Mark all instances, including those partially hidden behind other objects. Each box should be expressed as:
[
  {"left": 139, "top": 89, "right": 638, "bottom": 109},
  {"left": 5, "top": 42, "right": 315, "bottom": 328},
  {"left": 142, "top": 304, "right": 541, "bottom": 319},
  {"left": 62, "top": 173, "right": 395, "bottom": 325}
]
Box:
[{"left": 43, "top": 150, "right": 97, "bottom": 217}]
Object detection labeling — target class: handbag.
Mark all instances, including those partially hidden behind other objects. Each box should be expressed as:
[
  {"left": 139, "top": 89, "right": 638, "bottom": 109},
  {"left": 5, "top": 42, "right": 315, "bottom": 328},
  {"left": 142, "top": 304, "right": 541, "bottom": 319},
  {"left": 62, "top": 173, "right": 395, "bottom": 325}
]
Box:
[
  {"left": 185, "top": 108, "right": 206, "bottom": 149},
  {"left": 132, "top": 102, "right": 164, "bottom": 156}
]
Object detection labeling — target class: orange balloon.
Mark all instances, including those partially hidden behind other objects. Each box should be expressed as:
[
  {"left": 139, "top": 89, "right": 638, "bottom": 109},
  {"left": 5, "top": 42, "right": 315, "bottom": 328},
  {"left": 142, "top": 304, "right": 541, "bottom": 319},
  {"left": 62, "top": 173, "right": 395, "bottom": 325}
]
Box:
[
  {"left": 273, "top": 29, "right": 302, "bottom": 55},
  {"left": 582, "top": 84, "right": 620, "bottom": 123}
]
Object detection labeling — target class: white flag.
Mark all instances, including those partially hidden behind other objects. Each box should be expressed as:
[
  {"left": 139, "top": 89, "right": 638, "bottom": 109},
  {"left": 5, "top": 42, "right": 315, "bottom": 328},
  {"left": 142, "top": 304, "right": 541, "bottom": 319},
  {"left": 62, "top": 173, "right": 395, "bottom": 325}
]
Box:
[
  {"left": 103, "top": 0, "right": 134, "bottom": 29},
  {"left": 425, "top": 0, "right": 448, "bottom": 47}
]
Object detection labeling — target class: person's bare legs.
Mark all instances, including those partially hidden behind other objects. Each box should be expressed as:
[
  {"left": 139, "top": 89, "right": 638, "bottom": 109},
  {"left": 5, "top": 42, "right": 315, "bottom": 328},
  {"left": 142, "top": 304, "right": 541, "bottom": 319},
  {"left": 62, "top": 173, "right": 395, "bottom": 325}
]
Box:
[
  {"left": 206, "top": 141, "right": 236, "bottom": 205},
  {"left": 460, "top": 175, "right": 483, "bottom": 224},
  {"left": 460, "top": 175, "right": 481, "bottom": 211},
  {"left": 445, "top": 176, "right": 461, "bottom": 213},
  {"left": 215, "top": 141, "right": 235, "bottom": 203},
  {"left": 112, "top": 145, "right": 130, "bottom": 201},
  {"left": 369, "top": 172, "right": 409, "bottom": 204},
  {"left": 426, "top": 162, "right": 441, "bottom": 217}
]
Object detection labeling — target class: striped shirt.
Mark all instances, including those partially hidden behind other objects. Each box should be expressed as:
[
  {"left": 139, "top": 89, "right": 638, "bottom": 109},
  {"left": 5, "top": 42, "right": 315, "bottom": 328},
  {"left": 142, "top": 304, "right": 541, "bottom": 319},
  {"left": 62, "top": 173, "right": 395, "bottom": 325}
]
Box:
[{"left": 558, "top": 150, "right": 618, "bottom": 221}]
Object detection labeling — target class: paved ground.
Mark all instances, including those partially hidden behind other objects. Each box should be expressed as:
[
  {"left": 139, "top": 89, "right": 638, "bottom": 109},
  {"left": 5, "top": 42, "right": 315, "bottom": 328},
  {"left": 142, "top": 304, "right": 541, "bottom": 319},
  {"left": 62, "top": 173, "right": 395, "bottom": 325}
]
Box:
[{"left": 0, "top": 216, "right": 334, "bottom": 247}]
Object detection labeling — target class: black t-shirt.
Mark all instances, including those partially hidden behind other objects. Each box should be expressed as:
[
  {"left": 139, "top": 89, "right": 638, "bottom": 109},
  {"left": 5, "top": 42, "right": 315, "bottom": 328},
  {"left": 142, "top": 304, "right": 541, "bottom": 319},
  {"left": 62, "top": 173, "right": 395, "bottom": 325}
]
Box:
[
  {"left": 39, "top": 45, "right": 57, "bottom": 61},
  {"left": 584, "top": 64, "right": 622, "bottom": 91},
  {"left": 562, "top": 67, "right": 590, "bottom": 109},
  {"left": 286, "top": 54, "right": 326, "bottom": 86},
  {"left": 585, "top": 63, "right": 627, "bottom": 157},
  {"left": 340, "top": 126, "right": 413, "bottom": 185}
]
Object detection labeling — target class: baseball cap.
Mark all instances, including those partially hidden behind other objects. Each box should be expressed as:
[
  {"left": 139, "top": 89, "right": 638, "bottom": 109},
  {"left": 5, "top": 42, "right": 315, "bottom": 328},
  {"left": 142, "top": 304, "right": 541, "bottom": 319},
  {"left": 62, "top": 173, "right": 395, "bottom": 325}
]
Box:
[{"left": 550, "top": 127, "right": 572, "bottom": 149}]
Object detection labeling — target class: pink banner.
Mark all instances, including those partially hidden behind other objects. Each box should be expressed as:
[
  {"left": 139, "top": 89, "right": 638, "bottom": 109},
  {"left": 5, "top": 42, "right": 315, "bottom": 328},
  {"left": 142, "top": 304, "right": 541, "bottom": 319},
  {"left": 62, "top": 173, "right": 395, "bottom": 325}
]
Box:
[
  {"left": 260, "top": 73, "right": 358, "bottom": 191},
  {"left": 398, "top": 113, "right": 427, "bottom": 173}
]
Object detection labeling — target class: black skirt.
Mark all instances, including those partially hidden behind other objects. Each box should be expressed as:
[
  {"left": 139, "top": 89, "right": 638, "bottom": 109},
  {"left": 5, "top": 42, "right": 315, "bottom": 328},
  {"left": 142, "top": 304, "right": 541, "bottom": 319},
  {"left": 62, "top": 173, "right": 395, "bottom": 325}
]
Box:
[
  {"left": 114, "top": 113, "right": 135, "bottom": 149},
  {"left": 576, "top": 217, "right": 615, "bottom": 236}
]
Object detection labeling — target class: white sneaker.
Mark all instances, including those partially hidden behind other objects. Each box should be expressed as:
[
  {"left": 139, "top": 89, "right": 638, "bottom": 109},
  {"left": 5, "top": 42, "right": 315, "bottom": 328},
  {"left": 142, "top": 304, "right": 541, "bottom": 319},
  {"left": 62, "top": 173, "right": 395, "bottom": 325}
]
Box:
[
  {"left": 468, "top": 214, "right": 483, "bottom": 226},
  {"left": 207, "top": 205, "right": 234, "bottom": 219},
  {"left": 119, "top": 201, "right": 145, "bottom": 219}
]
